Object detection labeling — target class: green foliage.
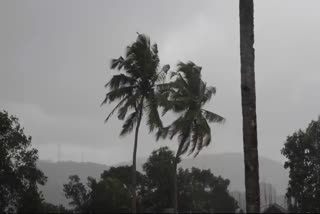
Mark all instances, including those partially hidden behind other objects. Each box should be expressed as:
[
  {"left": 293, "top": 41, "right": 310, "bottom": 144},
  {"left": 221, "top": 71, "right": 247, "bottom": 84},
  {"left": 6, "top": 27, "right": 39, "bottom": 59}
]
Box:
[
  {"left": 0, "top": 110, "right": 47, "bottom": 213},
  {"left": 281, "top": 116, "right": 320, "bottom": 213},
  {"left": 157, "top": 61, "right": 225, "bottom": 157}
]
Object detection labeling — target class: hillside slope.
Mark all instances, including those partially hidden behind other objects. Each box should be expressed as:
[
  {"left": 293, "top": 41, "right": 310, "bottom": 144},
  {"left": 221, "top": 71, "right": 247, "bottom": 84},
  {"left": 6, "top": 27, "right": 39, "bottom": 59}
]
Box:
[{"left": 38, "top": 153, "right": 288, "bottom": 207}]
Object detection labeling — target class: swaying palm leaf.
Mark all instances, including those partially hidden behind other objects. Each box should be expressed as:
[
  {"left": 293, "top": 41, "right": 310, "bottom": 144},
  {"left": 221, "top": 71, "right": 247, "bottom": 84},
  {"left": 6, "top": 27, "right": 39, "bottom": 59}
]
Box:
[
  {"left": 201, "top": 109, "right": 225, "bottom": 123},
  {"left": 120, "top": 112, "right": 138, "bottom": 136},
  {"left": 102, "top": 86, "right": 136, "bottom": 104},
  {"left": 104, "top": 95, "right": 130, "bottom": 123},
  {"left": 159, "top": 61, "right": 225, "bottom": 157},
  {"left": 105, "top": 74, "right": 136, "bottom": 89}
]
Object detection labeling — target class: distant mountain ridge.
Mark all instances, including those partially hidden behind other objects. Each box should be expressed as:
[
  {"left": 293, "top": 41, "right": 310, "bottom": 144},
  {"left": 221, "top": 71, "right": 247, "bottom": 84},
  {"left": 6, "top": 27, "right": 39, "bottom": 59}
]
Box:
[{"left": 38, "top": 153, "right": 288, "bottom": 207}]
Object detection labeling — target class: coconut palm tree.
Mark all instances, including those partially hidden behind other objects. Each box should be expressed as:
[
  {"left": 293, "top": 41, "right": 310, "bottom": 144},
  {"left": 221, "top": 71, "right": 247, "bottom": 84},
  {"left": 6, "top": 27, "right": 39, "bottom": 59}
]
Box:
[
  {"left": 157, "top": 61, "right": 224, "bottom": 213},
  {"left": 239, "top": 0, "right": 260, "bottom": 213},
  {"left": 102, "top": 33, "right": 169, "bottom": 213}
]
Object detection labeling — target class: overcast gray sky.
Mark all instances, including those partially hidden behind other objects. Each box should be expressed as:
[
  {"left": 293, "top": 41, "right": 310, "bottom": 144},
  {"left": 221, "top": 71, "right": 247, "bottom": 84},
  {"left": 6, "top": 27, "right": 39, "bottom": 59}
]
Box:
[{"left": 1, "top": 0, "right": 319, "bottom": 165}]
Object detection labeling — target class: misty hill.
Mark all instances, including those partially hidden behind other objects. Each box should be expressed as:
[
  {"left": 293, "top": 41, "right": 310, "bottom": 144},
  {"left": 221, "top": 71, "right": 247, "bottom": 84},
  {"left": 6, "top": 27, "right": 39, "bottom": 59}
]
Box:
[
  {"left": 180, "top": 153, "right": 288, "bottom": 193},
  {"left": 38, "top": 161, "right": 110, "bottom": 207},
  {"left": 38, "top": 153, "right": 288, "bottom": 207}
]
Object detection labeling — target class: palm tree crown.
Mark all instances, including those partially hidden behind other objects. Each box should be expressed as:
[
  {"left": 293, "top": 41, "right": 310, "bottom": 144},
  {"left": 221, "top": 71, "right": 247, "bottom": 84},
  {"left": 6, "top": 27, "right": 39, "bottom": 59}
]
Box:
[
  {"left": 158, "top": 61, "right": 224, "bottom": 157},
  {"left": 102, "top": 33, "right": 169, "bottom": 135}
]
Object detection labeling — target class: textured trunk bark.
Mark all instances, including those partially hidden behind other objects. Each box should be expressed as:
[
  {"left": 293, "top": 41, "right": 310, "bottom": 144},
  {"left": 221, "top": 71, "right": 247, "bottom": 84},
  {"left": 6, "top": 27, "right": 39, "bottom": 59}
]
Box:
[
  {"left": 173, "top": 144, "right": 183, "bottom": 214},
  {"left": 131, "top": 100, "right": 143, "bottom": 214},
  {"left": 239, "top": 0, "right": 260, "bottom": 213}
]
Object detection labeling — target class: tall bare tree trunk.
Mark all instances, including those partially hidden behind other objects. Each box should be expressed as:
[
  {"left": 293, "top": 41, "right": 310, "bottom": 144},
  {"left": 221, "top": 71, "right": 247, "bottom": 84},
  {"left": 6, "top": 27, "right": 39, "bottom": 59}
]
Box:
[
  {"left": 239, "top": 0, "right": 260, "bottom": 213},
  {"left": 132, "top": 100, "right": 143, "bottom": 213}
]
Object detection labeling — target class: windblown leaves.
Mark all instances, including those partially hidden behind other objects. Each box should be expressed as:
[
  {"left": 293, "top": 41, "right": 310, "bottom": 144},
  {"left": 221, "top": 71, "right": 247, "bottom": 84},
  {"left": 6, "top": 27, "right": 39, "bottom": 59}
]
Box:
[
  {"left": 103, "top": 34, "right": 167, "bottom": 136},
  {"left": 158, "top": 61, "right": 224, "bottom": 157}
]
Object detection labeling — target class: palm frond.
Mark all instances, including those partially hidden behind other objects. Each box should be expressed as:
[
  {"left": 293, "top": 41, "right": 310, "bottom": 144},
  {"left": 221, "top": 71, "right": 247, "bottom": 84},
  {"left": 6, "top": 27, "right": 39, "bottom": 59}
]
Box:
[
  {"left": 189, "top": 121, "right": 200, "bottom": 156},
  {"left": 168, "top": 117, "right": 185, "bottom": 139},
  {"left": 155, "top": 126, "right": 170, "bottom": 141},
  {"left": 169, "top": 71, "right": 178, "bottom": 79},
  {"left": 177, "top": 61, "right": 196, "bottom": 75},
  {"left": 145, "top": 92, "right": 163, "bottom": 132},
  {"left": 151, "top": 43, "right": 158, "bottom": 54},
  {"left": 156, "top": 72, "right": 166, "bottom": 83},
  {"left": 102, "top": 86, "right": 136, "bottom": 104},
  {"left": 201, "top": 109, "right": 225, "bottom": 123},
  {"left": 161, "top": 64, "right": 170, "bottom": 74},
  {"left": 179, "top": 132, "right": 191, "bottom": 156},
  {"left": 161, "top": 99, "right": 187, "bottom": 116},
  {"left": 136, "top": 34, "right": 150, "bottom": 49},
  {"left": 105, "top": 74, "right": 136, "bottom": 89},
  {"left": 203, "top": 85, "right": 216, "bottom": 103},
  {"left": 110, "top": 57, "right": 125, "bottom": 70},
  {"left": 120, "top": 111, "right": 138, "bottom": 136},
  {"left": 196, "top": 116, "right": 212, "bottom": 156},
  {"left": 117, "top": 93, "right": 141, "bottom": 120},
  {"left": 103, "top": 95, "right": 129, "bottom": 123},
  {"left": 190, "top": 115, "right": 212, "bottom": 157}
]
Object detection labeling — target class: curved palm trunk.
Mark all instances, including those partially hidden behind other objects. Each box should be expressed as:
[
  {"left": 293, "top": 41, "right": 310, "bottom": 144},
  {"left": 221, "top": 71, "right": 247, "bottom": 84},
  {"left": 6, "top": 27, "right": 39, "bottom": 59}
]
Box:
[
  {"left": 132, "top": 100, "right": 143, "bottom": 214},
  {"left": 173, "top": 144, "right": 183, "bottom": 214},
  {"left": 239, "top": 0, "right": 260, "bottom": 213}
]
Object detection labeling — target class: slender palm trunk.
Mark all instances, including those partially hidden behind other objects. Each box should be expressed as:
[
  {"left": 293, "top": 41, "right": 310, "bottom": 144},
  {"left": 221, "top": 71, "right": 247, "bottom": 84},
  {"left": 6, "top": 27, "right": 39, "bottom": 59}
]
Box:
[
  {"left": 173, "top": 144, "right": 183, "bottom": 214},
  {"left": 239, "top": 0, "right": 260, "bottom": 213},
  {"left": 132, "top": 100, "right": 143, "bottom": 213}
]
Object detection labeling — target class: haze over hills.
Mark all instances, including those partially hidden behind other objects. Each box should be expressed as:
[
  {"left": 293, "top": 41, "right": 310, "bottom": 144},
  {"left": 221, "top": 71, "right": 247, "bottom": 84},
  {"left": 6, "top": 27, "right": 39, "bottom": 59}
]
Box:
[{"left": 38, "top": 153, "right": 288, "bottom": 207}]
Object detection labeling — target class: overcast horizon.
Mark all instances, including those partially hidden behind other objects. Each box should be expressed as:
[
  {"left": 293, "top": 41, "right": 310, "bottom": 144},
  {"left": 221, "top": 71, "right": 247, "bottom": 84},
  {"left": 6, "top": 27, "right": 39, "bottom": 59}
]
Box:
[{"left": 1, "top": 0, "right": 320, "bottom": 166}]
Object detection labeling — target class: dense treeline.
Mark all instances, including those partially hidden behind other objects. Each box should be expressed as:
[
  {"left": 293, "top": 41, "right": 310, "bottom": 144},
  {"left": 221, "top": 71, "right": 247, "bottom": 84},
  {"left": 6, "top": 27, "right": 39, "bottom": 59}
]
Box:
[
  {"left": 0, "top": 110, "right": 238, "bottom": 213},
  {"left": 63, "top": 147, "right": 238, "bottom": 213},
  {"left": 0, "top": 111, "right": 70, "bottom": 213},
  {"left": 4, "top": 108, "right": 320, "bottom": 213},
  {"left": 282, "top": 117, "right": 320, "bottom": 213}
]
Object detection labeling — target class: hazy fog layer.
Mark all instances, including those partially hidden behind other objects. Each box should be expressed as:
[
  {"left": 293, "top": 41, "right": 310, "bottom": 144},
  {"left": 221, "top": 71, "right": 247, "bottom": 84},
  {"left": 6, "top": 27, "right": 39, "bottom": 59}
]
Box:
[{"left": 1, "top": 0, "right": 319, "bottom": 165}]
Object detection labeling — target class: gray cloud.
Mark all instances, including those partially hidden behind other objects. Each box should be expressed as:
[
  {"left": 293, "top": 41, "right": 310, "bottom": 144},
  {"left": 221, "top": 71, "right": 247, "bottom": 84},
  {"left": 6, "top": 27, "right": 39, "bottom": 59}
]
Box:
[{"left": 1, "top": 0, "right": 320, "bottom": 164}]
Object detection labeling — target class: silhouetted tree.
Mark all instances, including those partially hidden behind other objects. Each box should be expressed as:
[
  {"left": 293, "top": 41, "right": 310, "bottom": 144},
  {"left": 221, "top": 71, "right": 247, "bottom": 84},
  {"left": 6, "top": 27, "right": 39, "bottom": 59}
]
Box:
[
  {"left": 100, "top": 166, "right": 146, "bottom": 212},
  {"left": 63, "top": 148, "right": 239, "bottom": 213},
  {"left": 239, "top": 0, "right": 260, "bottom": 212},
  {"left": 89, "top": 176, "right": 131, "bottom": 213},
  {"left": 0, "top": 110, "right": 47, "bottom": 213},
  {"left": 281, "top": 117, "right": 320, "bottom": 213},
  {"left": 178, "top": 168, "right": 238, "bottom": 213},
  {"left": 63, "top": 175, "right": 91, "bottom": 212},
  {"left": 102, "top": 33, "right": 169, "bottom": 213},
  {"left": 142, "top": 147, "right": 178, "bottom": 211},
  {"left": 157, "top": 61, "right": 224, "bottom": 212},
  {"left": 142, "top": 147, "right": 237, "bottom": 213},
  {"left": 64, "top": 167, "right": 145, "bottom": 213}
]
